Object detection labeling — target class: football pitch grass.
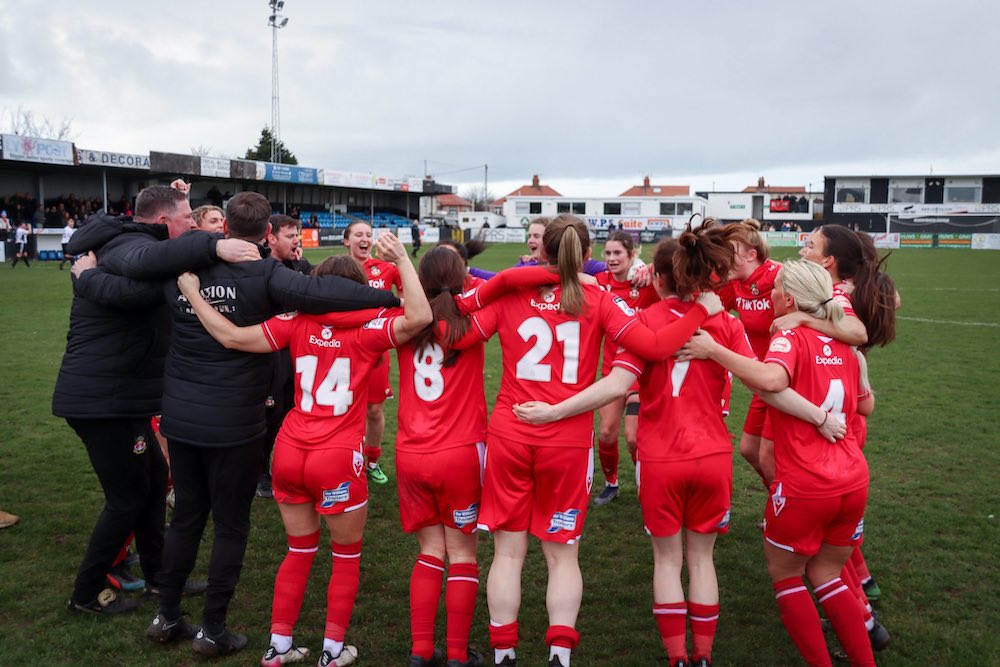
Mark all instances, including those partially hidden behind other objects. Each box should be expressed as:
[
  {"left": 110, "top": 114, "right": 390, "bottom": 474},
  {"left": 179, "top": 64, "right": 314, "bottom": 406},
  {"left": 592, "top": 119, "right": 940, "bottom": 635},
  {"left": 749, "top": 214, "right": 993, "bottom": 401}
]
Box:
[{"left": 0, "top": 242, "right": 998, "bottom": 665}]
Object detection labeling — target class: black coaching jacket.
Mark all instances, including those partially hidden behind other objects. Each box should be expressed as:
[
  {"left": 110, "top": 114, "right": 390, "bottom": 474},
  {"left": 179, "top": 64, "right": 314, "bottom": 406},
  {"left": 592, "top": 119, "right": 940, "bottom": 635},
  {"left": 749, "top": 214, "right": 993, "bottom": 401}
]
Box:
[
  {"left": 112, "top": 234, "right": 401, "bottom": 448},
  {"left": 52, "top": 214, "right": 224, "bottom": 420}
]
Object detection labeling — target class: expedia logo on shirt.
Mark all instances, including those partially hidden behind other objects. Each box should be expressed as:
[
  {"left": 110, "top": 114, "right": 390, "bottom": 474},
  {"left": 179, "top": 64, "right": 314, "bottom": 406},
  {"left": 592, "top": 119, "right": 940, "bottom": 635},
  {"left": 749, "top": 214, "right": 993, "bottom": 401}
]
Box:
[
  {"left": 530, "top": 297, "right": 561, "bottom": 312},
  {"left": 308, "top": 334, "right": 342, "bottom": 348},
  {"left": 546, "top": 509, "right": 580, "bottom": 533},
  {"left": 368, "top": 278, "right": 387, "bottom": 290},
  {"left": 453, "top": 503, "right": 480, "bottom": 528},
  {"left": 814, "top": 355, "right": 844, "bottom": 366},
  {"left": 320, "top": 482, "right": 352, "bottom": 508}
]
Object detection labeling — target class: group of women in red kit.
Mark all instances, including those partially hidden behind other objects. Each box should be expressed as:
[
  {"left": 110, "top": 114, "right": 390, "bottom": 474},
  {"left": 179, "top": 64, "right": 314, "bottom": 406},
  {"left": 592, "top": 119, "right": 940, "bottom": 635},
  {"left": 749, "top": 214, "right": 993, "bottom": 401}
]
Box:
[{"left": 175, "top": 212, "right": 897, "bottom": 667}]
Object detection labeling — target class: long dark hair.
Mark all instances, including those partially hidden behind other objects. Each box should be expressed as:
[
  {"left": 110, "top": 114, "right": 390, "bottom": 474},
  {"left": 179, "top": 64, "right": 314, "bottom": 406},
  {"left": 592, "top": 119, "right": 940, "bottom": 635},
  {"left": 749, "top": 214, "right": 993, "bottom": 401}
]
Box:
[
  {"left": 410, "top": 247, "right": 470, "bottom": 366},
  {"left": 660, "top": 223, "right": 734, "bottom": 299},
  {"left": 818, "top": 225, "right": 896, "bottom": 351}
]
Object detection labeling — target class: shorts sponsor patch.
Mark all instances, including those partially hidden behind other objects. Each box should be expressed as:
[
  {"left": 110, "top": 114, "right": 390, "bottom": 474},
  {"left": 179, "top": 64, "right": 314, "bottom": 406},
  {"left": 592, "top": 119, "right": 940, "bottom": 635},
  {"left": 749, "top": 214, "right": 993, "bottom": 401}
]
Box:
[
  {"left": 453, "top": 503, "right": 479, "bottom": 528},
  {"left": 546, "top": 509, "right": 580, "bottom": 534},
  {"left": 769, "top": 336, "right": 792, "bottom": 354},
  {"left": 851, "top": 517, "right": 865, "bottom": 541},
  {"left": 320, "top": 481, "right": 351, "bottom": 508}
]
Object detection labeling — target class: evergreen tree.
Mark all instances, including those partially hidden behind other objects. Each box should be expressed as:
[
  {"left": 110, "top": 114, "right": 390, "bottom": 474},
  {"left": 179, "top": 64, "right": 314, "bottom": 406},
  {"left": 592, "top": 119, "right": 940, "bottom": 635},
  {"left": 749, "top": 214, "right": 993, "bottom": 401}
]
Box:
[{"left": 244, "top": 126, "right": 298, "bottom": 164}]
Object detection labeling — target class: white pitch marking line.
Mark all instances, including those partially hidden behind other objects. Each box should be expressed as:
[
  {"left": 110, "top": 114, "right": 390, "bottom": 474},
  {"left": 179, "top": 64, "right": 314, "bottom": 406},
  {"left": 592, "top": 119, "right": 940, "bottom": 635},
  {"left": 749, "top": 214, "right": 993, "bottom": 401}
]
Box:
[{"left": 898, "top": 316, "right": 1000, "bottom": 328}]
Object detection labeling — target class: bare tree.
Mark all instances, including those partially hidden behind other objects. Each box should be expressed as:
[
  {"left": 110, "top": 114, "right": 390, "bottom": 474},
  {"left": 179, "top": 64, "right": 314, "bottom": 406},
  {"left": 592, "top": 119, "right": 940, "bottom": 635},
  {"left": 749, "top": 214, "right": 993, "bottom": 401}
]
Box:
[
  {"left": 1, "top": 105, "right": 77, "bottom": 140},
  {"left": 461, "top": 185, "right": 497, "bottom": 212},
  {"left": 190, "top": 144, "right": 213, "bottom": 157}
]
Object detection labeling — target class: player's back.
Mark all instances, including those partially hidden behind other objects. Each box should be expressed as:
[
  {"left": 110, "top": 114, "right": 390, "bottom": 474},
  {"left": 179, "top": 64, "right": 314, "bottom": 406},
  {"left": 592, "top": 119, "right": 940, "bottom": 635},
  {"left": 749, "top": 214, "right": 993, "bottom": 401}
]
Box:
[{"left": 472, "top": 283, "right": 636, "bottom": 447}]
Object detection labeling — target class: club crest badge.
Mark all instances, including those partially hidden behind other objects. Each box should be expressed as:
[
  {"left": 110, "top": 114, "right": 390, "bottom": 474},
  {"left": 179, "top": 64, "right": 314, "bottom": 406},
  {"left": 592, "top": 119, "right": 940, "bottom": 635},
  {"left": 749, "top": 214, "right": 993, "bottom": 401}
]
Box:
[
  {"left": 771, "top": 482, "right": 786, "bottom": 516},
  {"left": 133, "top": 435, "right": 147, "bottom": 455},
  {"left": 353, "top": 451, "right": 365, "bottom": 478}
]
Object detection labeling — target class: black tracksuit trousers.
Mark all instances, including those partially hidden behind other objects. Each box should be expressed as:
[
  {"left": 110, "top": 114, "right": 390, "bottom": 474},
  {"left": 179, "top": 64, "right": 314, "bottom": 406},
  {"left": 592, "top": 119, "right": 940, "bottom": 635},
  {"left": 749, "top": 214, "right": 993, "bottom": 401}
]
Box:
[
  {"left": 155, "top": 437, "right": 261, "bottom": 632},
  {"left": 67, "top": 418, "right": 168, "bottom": 605}
]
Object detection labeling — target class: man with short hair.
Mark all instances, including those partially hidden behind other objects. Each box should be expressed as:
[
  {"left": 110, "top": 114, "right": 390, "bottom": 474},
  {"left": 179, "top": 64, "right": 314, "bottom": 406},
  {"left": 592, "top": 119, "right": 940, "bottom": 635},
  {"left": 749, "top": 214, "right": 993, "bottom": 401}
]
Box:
[
  {"left": 256, "top": 214, "right": 312, "bottom": 498},
  {"left": 55, "top": 184, "right": 260, "bottom": 617},
  {"left": 117, "top": 192, "right": 401, "bottom": 656}
]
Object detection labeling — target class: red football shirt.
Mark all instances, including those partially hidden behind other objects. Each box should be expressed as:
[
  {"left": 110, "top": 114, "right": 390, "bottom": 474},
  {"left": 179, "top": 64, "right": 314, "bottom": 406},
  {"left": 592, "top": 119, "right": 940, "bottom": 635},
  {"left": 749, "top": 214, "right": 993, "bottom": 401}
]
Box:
[
  {"left": 262, "top": 312, "right": 399, "bottom": 449},
  {"left": 832, "top": 280, "right": 858, "bottom": 319},
  {"left": 596, "top": 271, "right": 659, "bottom": 374},
  {"left": 763, "top": 326, "right": 868, "bottom": 498},
  {"left": 364, "top": 257, "right": 402, "bottom": 292},
  {"left": 614, "top": 298, "right": 754, "bottom": 462},
  {"left": 396, "top": 335, "right": 488, "bottom": 454},
  {"left": 718, "top": 259, "right": 781, "bottom": 360},
  {"left": 470, "top": 284, "right": 638, "bottom": 447}
]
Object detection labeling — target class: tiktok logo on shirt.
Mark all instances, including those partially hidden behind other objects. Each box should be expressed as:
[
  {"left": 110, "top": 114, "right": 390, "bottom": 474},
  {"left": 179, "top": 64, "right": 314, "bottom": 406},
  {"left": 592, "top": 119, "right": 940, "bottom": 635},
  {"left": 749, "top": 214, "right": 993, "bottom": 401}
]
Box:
[
  {"left": 320, "top": 482, "right": 352, "bottom": 508},
  {"left": 546, "top": 509, "right": 580, "bottom": 534},
  {"left": 453, "top": 503, "right": 480, "bottom": 528}
]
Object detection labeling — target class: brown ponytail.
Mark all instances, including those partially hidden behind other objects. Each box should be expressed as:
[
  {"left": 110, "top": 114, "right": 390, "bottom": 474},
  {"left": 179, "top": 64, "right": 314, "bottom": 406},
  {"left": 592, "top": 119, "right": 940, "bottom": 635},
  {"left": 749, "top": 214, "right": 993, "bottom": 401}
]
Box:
[{"left": 543, "top": 214, "right": 590, "bottom": 316}]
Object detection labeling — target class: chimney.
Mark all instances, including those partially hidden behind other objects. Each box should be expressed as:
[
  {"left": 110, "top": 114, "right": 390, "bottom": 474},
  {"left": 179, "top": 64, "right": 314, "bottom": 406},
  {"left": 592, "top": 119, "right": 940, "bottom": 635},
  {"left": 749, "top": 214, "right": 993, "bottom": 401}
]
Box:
[
  {"left": 757, "top": 176, "right": 765, "bottom": 189},
  {"left": 643, "top": 175, "right": 650, "bottom": 190},
  {"left": 532, "top": 174, "right": 540, "bottom": 188}
]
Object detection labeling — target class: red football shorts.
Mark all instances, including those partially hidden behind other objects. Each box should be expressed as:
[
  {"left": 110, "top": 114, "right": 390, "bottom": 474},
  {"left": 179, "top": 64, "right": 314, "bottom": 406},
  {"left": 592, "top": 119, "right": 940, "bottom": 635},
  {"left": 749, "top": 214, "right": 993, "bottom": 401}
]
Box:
[
  {"left": 366, "top": 352, "right": 393, "bottom": 404},
  {"left": 763, "top": 482, "right": 868, "bottom": 556},
  {"left": 742, "top": 394, "right": 772, "bottom": 437},
  {"left": 637, "top": 452, "right": 732, "bottom": 537},
  {"left": 271, "top": 434, "right": 368, "bottom": 515},
  {"left": 396, "top": 443, "right": 485, "bottom": 534},
  {"left": 478, "top": 434, "right": 594, "bottom": 544}
]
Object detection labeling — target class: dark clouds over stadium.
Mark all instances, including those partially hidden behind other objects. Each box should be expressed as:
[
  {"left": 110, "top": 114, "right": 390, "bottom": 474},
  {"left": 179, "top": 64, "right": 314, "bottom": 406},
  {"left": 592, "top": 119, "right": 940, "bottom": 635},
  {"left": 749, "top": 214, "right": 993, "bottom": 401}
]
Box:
[{"left": 1, "top": 1, "right": 996, "bottom": 196}]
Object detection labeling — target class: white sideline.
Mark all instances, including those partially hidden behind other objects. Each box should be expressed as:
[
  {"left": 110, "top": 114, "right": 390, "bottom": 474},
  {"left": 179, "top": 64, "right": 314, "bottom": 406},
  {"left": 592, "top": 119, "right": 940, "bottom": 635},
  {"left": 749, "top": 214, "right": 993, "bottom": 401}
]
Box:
[{"left": 898, "top": 316, "right": 1000, "bottom": 328}]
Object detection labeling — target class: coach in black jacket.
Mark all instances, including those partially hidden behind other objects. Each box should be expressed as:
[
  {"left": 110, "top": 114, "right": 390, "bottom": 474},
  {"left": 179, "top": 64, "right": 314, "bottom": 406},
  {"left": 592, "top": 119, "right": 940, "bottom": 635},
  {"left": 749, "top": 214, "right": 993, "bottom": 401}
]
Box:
[
  {"left": 54, "top": 186, "right": 261, "bottom": 616},
  {"left": 114, "top": 191, "right": 400, "bottom": 654}
]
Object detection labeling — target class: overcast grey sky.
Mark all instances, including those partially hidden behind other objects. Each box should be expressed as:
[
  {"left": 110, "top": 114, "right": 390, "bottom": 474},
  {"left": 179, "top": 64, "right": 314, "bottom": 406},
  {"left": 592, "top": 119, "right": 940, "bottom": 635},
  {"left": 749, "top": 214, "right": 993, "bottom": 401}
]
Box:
[{"left": 1, "top": 1, "right": 996, "bottom": 197}]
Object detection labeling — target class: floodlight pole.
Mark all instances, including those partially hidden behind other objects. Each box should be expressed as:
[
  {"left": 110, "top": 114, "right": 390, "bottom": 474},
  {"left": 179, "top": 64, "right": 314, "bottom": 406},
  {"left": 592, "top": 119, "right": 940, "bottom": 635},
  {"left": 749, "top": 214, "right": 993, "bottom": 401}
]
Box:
[{"left": 268, "top": 1, "right": 289, "bottom": 163}]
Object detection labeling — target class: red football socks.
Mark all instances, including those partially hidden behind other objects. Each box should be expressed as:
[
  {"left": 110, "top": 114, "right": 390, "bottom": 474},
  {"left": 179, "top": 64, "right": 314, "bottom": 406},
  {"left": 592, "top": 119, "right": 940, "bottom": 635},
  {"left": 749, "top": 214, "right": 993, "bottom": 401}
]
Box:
[
  {"left": 270, "top": 530, "right": 320, "bottom": 635},
  {"left": 814, "top": 577, "right": 875, "bottom": 666},
  {"left": 653, "top": 601, "right": 688, "bottom": 662},
  {"left": 772, "top": 577, "right": 830, "bottom": 666},
  {"left": 489, "top": 620, "right": 519, "bottom": 650},
  {"left": 597, "top": 437, "right": 620, "bottom": 486},
  {"left": 687, "top": 601, "right": 720, "bottom": 662},
  {"left": 325, "top": 540, "right": 362, "bottom": 642},
  {"left": 446, "top": 562, "right": 479, "bottom": 662},
  {"left": 409, "top": 554, "right": 444, "bottom": 659}
]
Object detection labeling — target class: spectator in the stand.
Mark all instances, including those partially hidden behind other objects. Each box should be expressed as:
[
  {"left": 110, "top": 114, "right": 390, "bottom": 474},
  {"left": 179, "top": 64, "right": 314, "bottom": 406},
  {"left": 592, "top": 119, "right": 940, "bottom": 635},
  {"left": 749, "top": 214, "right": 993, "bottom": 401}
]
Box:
[
  {"left": 192, "top": 205, "right": 226, "bottom": 233},
  {"left": 0, "top": 210, "right": 11, "bottom": 241},
  {"left": 60, "top": 218, "right": 77, "bottom": 270}
]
